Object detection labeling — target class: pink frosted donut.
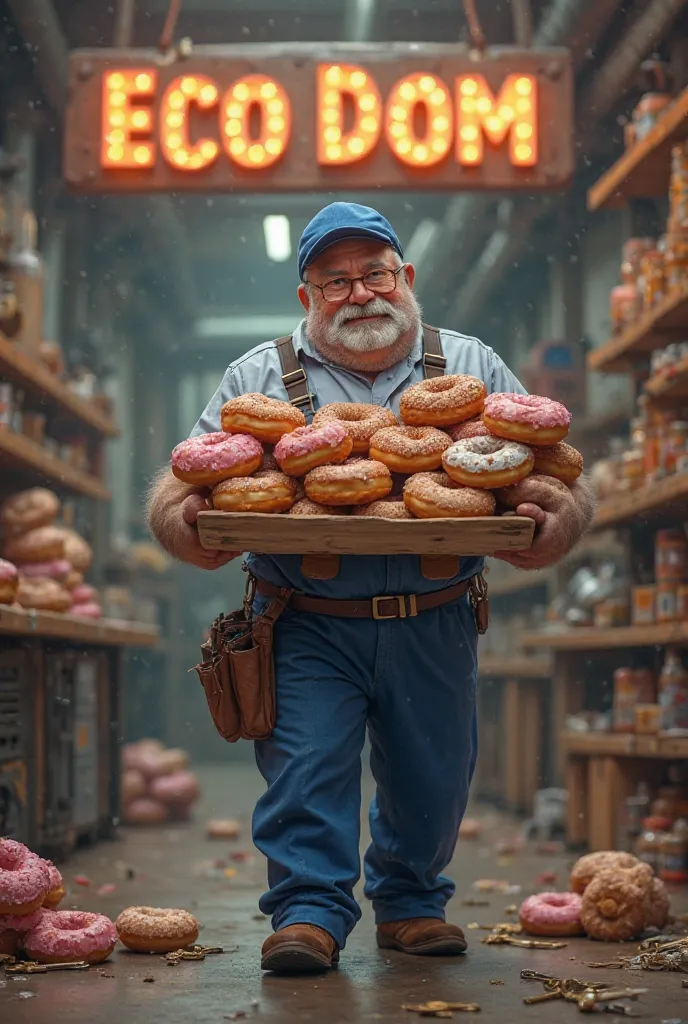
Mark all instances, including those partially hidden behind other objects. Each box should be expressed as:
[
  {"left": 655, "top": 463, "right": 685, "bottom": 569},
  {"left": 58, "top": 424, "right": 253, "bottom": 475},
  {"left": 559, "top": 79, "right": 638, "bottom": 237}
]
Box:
[
  {"left": 0, "top": 839, "right": 51, "bottom": 914},
  {"left": 71, "top": 583, "right": 98, "bottom": 603},
  {"left": 0, "top": 907, "right": 45, "bottom": 934},
  {"left": 24, "top": 909, "right": 118, "bottom": 964},
  {"left": 171, "top": 431, "right": 263, "bottom": 486},
  {"left": 123, "top": 797, "right": 169, "bottom": 825},
  {"left": 483, "top": 393, "right": 572, "bottom": 446},
  {"left": 149, "top": 771, "right": 200, "bottom": 808},
  {"left": 16, "top": 558, "right": 71, "bottom": 580},
  {"left": 121, "top": 768, "right": 147, "bottom": 805},
  {"left": 447, "top": 417, "right": 490, "bottom": 441},
  {"left": 42, "top": 860, "right": 66, "bottom": 909},
  {"left": 274, "top": 422, "right": 353, "bottom": 476},
  {"left": 519, "top": 892, "right": 584, "bottom": 937},
  {"left": 0, "top": 559, "right": 18, "bottom": 604},
  {"left": 69, "top": 602, "right": 102, "bottom": 619}
]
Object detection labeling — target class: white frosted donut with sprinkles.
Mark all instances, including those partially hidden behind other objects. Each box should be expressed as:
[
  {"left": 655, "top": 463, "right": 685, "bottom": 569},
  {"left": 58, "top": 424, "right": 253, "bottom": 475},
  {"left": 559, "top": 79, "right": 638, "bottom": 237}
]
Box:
[
  {"left": 442, "top": 435, "right": 534, "bottom": 489},
  {"left": 483, "top": 393, "right": 571, "bottom": 446}
]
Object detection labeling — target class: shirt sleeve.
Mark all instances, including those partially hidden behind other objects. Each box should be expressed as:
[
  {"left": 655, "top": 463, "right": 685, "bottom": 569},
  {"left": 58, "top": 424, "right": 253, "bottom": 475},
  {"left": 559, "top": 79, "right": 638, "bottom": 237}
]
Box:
[
  {"left": 490, "top": 351, "right": 528, "bottom": 396},
  {"left": 189, "top": 366, "right": 243, "bottom": 437}
]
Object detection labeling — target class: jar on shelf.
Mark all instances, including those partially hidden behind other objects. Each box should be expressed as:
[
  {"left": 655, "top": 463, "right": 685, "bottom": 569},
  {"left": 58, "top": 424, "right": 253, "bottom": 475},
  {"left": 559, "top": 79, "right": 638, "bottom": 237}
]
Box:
[
  {"left": 6, "top": 208, "right": 44, "bottom": 360},
  {"left": 613, "top": 667, "right": 640, "bottom": 732},
  {"left": 638, "top": 248, "right": 665, "bottom": 310},
  {"left": 661, "top": 420, "right": 688, "bottom": 475},
  {"left": 658, "top": 825, "right": 688, "bottom": 884},
  {"left": 610, "top": 283, "right": 638, "bottom": 334},
  {"left": 669, "top": 141, "right": 688, "bottom": 234},
  {"left": 635, "top": 823, "right": 665, "bottom": 872},
  {"left": 621, "top": 237, "right": 656, "bottom": 283},
  {"left": 656, "top": 582, "right": 678, "bottom": 622},
  {"left": 658, "top": 647, "right": 688, "bottom": 731},
  {"left": 620, "top": 449, "right": 644, "bottom": 491},
  {"left": 655, "top": 528, "right": 688, "bottom": 582},
  {"left": 635, "top": 703, "right": 662, "bottom": 734},
  {"left": 665, "top": 234, "right": 688, "bottom": 291}
]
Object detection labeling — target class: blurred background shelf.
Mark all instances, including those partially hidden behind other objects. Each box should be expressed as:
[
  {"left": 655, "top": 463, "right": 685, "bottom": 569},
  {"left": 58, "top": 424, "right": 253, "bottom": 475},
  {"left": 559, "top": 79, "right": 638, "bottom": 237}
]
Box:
[
  {"left": 477, "top": 654, "right": 552, "bottom": 679},
  {"left": 522, "top": 621, "right": 688, "bottom": 651},
  {"left": 0, "top": 604, "right": 159, "bottom": 647},
  {"left": 0, "top": 428, "right": 110, "bottom": 500},
  {"left": 587, "top": 283, "right": 688, "bottom": 373}
]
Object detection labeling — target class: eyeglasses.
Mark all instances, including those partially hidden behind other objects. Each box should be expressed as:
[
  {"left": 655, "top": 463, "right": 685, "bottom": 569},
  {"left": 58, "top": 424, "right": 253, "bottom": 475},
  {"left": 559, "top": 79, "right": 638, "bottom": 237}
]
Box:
[{"left": 306, "top": 264, "right": 409, "bottom": 303}]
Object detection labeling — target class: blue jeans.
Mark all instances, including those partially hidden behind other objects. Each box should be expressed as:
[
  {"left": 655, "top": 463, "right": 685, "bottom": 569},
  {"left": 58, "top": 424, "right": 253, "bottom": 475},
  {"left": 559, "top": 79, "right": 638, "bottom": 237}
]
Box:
[{"left": 252, "top": 594, "right": 479, "bottom": 951}]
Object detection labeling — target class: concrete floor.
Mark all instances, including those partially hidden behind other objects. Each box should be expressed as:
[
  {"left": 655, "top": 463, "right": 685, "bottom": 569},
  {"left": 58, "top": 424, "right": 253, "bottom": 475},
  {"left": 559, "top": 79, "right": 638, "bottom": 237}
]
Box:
[{"left": 2, "top": 764, "right": 687, "bottom": 1023}]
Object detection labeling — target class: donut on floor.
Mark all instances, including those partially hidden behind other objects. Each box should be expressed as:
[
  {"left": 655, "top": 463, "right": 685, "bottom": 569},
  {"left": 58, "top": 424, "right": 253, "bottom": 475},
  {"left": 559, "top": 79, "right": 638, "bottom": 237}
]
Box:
[
  {"left": 305, "top": 459, "right": 392, "bottom": 506},
  {"left": 483, "top": 393, "right": 572, "bottom": 446},
  {"left": 24, "top": 909, "right": 118, "bottom": 964},
  {"left": 519, "top": 892, "right": 584, "bottom": 937},
  {"left": 115, "top": 906, "right": 199, "bottom": 953},
  {"left": 274, "top": 422, "right": 353, "bottom": 475},
  {"left": 442, "top": 436, "right": 534, "bottom": 489},
  {"left": 0, "top": 840, "right": 51, "bottom": 915},
  {"left": 369, "top": 425, "right": 451, "bottom": 474},
  {"left": 312, "top": 403, "right": 396, "bottom": 455},
  {"left": 221, "top": 394, "right": 305, "bottom": 443},
  {"left": 532, "top": 442, "right": 583, "bottom": 484},
  {"left": 171, "top": 432, "right": 263, "bottom": 486},
  {"left": 400, "top": 375, "right": 487, "bottom": 428},
  {"left": 403, "top": 472, "right": 496, "bottom": 519}
]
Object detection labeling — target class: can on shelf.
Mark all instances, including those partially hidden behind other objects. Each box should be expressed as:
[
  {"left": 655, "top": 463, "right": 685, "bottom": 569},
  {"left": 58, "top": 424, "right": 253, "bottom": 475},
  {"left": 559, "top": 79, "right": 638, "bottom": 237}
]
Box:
[
  {"left": 662, "top": 420, "right": 688, "bottom": 475},
  {"left": 656, "top": 582, "right": 678, "bottom": 622},
  {"left": 632, "top": 585, "right": 655, "bottom": 625},
  {"left": 613, "top": 668, "right": 655, "bottom": 733},
  {"left": 635, "top": 703, "right": 662, "bottom": 734},
  {"left": 639, "top": 249, "right": 665, "bottom": 310},
  {"left": 655, "top": 528, "right": 688, "bottom": 582}
]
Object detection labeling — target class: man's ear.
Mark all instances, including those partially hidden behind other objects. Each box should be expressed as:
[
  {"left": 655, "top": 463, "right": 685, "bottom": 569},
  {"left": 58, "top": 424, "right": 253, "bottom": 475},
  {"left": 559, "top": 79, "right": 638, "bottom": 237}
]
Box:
[
  {"left": 298, "top": 283, "right": 310, "bottom": 312},
  {"left": 404, "top": 263, "right": 416, "bottom": 290}
]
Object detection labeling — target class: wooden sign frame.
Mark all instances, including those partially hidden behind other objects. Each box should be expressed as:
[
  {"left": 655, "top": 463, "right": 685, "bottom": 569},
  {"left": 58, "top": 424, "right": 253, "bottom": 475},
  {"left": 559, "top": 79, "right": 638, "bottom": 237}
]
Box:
[{"left": 65, "top": 43, "right": 574, "bottom": 195}]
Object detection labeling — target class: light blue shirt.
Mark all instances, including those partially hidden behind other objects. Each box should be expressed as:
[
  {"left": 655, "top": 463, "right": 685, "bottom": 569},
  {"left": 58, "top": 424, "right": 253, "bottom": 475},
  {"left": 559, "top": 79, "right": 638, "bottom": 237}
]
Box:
[{"left": 191, "top": 320, "right": 525, "bottom": 598}]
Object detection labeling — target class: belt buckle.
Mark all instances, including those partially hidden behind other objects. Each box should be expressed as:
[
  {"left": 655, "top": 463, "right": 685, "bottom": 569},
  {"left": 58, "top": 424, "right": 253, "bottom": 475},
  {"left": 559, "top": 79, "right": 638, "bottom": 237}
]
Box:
[{"left": 371, "top": 594, "right": 418, "bottom": 620}]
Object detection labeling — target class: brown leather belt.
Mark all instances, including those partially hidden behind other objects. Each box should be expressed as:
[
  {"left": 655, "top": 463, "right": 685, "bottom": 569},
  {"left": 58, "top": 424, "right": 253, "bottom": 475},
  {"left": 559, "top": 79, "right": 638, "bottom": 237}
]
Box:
[{"left": 255, "top": 578, "right": 471, "bottom": 620}]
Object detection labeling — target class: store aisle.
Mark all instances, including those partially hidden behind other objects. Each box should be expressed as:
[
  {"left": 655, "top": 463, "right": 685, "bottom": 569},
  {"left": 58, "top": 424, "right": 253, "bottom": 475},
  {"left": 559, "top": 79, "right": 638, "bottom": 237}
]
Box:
[{"left": 3, "top": 764, "right": 687, "bottom": 1023}]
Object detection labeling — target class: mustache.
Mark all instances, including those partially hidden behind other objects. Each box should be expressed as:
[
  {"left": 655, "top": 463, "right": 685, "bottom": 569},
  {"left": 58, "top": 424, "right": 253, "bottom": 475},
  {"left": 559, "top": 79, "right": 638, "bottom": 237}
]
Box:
[{"left": 335, "top": 298, "right": 397, "bottom": 324}]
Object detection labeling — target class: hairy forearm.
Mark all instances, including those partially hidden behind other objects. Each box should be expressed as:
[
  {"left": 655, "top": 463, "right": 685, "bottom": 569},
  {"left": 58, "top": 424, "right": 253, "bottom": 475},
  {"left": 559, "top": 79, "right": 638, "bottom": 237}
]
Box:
[
  {"left": 569, "top": 473, "right": 597, "bottom": 541},
  {"left": 145, "top": 469, "right": 203, "bottom": 555}
]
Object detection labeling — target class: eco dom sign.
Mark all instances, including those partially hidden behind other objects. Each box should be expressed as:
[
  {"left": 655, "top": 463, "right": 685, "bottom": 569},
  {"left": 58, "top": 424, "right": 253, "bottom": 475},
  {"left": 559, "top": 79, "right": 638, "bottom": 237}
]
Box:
[{"left": 64, "top": 46, "right": 574, "bottom": 193}]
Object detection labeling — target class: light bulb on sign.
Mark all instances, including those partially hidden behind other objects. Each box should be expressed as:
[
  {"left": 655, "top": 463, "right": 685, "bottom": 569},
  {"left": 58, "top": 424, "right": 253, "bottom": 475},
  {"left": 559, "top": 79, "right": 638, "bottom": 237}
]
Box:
[
  {"left": 385, "top": 72, "right": 453, "bottom": 168},
  {"left": 100, "top": 69, "right": 157, "bottom": 170},
  {"left": 316, "top": 63, "right": 381, "bottom": 166},
  {"left": 220, "top": 75, "right": 291, "bottom": 169},
  {"left": 159, "top": 74, "right": 220, "bottom": 172},
  {"left": 263, "top": 215, "right": 292, "bottom": 263},
  {"left": 455, "top": 72, "right": 538, "bottom": 168}
]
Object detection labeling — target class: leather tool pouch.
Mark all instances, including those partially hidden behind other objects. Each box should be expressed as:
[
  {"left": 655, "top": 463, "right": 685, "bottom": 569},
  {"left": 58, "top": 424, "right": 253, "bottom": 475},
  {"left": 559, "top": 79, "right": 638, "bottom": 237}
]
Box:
[
  {"left": 468, "top": 572, "right": 489, "bottom": 635},
  {"left": 194, "top": 571, "right": 292, "bottom": 742}
]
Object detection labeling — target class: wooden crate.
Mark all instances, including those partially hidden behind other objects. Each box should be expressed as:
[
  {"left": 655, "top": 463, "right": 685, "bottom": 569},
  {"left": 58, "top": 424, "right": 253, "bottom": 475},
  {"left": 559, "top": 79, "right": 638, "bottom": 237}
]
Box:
[{"left": 198, "top": 512, "right": 534, "bottom": 556}]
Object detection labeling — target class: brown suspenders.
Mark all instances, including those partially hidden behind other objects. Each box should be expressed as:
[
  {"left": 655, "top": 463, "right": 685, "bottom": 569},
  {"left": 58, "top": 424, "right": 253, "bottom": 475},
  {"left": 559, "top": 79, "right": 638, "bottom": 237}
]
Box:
[{"left": 274, "top": 323, "right": 446, "bottom": 412}]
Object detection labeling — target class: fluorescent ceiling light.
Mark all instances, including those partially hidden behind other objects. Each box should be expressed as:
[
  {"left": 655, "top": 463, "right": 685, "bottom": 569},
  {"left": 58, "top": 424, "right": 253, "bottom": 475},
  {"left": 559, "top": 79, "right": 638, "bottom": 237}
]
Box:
[
  {"left": 195, "top": 314, "right": 299, "bottom": 338},
  {"left": 263, "top": 215, "right": 291, "bottom": 263}
]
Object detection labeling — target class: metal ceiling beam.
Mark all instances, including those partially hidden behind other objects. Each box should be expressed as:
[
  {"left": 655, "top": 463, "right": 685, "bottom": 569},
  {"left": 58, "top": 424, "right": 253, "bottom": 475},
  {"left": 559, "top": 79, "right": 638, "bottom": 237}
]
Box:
[
  {"left": 345, "top": 0, "right": 377, "bottom": 42},
  {"left": 5, "top": 0, "right": 69, "bottom": 112}
]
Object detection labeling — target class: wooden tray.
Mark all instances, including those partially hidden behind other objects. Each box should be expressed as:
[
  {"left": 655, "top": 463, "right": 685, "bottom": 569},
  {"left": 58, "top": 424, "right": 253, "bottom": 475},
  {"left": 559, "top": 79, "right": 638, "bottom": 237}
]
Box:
[{"left": 197, "top": 512, "right": 535, "bottom": 556}]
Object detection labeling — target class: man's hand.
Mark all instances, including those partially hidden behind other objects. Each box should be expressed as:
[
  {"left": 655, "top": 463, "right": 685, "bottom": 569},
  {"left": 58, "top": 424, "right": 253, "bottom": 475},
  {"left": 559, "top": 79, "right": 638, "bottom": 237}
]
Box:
[
  {"left": 493, "top": 473, "right": 596, "bottom": 570},
  {"left": 146, "top": 471, "right": 241, "bottom": 570}
]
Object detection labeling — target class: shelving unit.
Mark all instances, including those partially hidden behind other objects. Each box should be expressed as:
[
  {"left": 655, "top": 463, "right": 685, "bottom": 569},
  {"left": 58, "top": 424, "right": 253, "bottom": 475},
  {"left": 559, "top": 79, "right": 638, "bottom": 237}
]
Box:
[
  {"left": 486, "top": 566, "right": 553, "bottom": 598},
  {"left": 587, "top": 282, "right": 688, "bottom": 373},
  {"left": 523, "top": 621, "right": 688, "bottom": 651},
  {"left": 0, "top": 428, "right": 110, "bottom": 500},
  {"left": 478, "top": 654, "right": 551, "bottom": 678},
  {"left": 0, "top": 604, "right": 158, "bottom": 647},
  {"left": 644, "top": 356, "right": 688, "bottom": 401}
]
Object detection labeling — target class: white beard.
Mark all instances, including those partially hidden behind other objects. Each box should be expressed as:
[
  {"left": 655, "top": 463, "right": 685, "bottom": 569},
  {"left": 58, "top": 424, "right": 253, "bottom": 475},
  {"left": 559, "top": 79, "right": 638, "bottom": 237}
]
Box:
[{"left": 307, "top": 293, "right": 423, "bottom": 371}]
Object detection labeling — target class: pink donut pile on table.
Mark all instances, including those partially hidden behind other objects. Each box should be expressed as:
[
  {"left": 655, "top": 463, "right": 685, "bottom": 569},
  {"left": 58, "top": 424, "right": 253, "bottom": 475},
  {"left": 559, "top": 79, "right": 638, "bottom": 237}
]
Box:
[
  {"left": 69, "top": 582, "right": 102, "bottom": 619},
  {"left": 121, "top": 739, "right": 201, "bottom": 825}
]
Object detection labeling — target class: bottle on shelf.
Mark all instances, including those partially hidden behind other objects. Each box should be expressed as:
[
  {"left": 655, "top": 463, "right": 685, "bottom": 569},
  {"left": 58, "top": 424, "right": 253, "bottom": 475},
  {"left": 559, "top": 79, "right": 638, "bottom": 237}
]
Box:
[
  {"left": 6, "top": 207, "right": 44, "bottom": 359},
  {"left": 658, "top": 647, "right": 688, "bottom": 732}
]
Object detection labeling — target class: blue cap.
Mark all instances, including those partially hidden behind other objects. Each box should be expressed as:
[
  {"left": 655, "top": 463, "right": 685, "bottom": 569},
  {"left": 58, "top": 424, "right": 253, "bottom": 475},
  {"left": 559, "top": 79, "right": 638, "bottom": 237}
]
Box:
[{"left": 298, "top": 202, "right": 404, "bottom": 280}]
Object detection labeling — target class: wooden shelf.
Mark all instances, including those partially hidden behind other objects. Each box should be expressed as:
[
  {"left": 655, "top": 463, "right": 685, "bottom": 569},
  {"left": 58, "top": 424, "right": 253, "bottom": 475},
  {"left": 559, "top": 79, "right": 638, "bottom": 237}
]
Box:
[
  {"left": 488, "top": 567, "right": 553, "bottom": 598},
  {"left": 478, "top": 654, "right": 551, "bottom": 679},
  {"left": 593, "top": 471, "right": 688, "bottom": 530},
  {"left": 0, "top": 603, "right": 158, "bottom": 647},
  {"left": 522, "top": 620, "right": 688, "bottom": 651},
  {"left": 563, "top": 731, "right": 688, "bottom": 759},
  {"left": 0, "top": 428, "right": 110, "bottom": 500},
  {"left": 0, "top": 334, "right": 118, "bottom": 437},
  {"left": 588, "top": 284, "right": 688, "bottom": 374},
  {"left": 587, "top": 86, "right": 688, "bottom": 210},
  {"left": 644, "top": 357, "right": 688, "bottom": 400}
]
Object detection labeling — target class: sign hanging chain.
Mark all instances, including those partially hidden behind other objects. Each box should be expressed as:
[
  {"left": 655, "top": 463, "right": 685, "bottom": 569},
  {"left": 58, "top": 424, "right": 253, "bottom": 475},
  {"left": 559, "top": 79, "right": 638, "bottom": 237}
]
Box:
[
  {"left": 462, "top": 0, "right": 486, "bottom": 52},
  {"left": 159, "top": 0, "right": 183, "bottom": 54}
]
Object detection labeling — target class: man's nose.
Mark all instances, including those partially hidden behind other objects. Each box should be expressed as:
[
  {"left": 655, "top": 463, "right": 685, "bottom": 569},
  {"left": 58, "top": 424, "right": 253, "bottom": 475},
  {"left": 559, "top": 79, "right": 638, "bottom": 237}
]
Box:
[{"left": 348, "top": 278, "right": 375, "bottom": 304}]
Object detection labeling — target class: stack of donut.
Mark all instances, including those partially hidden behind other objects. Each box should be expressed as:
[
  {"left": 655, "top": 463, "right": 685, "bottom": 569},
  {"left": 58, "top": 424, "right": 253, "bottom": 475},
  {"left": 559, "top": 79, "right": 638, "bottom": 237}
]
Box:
[
  {"left": 0, "top": 489, "right": 100, "bottom": 615},
  {"left": 0, "top": 837, "right": 117, "bottom": 963},
  {"left": 171, "top": 379, "right": 582, "bottom": 520},
  {"left": 121, "top": 738, "right": 200, "bottom": 825},
  {"left": 518, "top": 849, "right": 671, "bottom": 942}
]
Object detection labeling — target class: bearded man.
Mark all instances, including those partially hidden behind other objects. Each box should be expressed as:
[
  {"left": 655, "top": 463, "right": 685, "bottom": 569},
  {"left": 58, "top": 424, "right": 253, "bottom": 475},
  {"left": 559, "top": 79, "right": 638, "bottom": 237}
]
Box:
[{"left": 147, "top": 202, "right": 595, "bottom": 975}]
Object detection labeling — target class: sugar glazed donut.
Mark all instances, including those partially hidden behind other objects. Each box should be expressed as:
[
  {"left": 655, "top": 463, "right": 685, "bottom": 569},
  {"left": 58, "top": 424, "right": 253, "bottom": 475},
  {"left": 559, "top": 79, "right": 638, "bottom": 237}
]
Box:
[
  {"left": 3, "top": 525, "right": 65, "bottom": 564},
  {"left": 305, "top": 459, "right": 392, "bottom": 506},
  {"left": 221, "top": 393, "right": 305, "bottom": 443},
  {"left": 570, "top": 850, "right": 640, "bottom": 895},
  {"left": 532, "top": 442, "right": 583, "bottom": 484},
  {"left": 447, "top": 417, "right": 490, "bottom": 441},
  {"left": 0, "top": 840, "right": 51, "bottom": 915},
  {"left": 24, "top": 909, "right": 118, "bottom": 964},
  {"left": 353, "top": 499, "right": 414, "bottom": 519},
  {"left": 580, "top": 864, "right": 652, "bottom": 942},
  {"left": 369, "top": 425, "right": 451, "bottom": 474},
  {"left": 312, "top": 403, "right": 397, "bottom": 455},
  {"left": 171, "top": 432, "right": 263, "bottom": 486},
  {"left": 288, "top": 498, "right": 348, "bottom": 516},
  {"left": 442, "top": 436, "right": 534, "bottom": 489},
  {"left": 123, "top": 797, "right": 169, "bottom": 825},
  {"left": 212, "top": 470, "right": 297, "bottom": 514},
  {"left": 400, "top": 374, "right": 487, "bottom": 428},
  {"left": 0, "top": 559, "right": 18, "bottom": 605},
  {"left": 274, "top": 422, "right": 353, "bottom": 476},
  {"left": 0, "top": 488, "right": 60, "bottom": 537},
  {"left": 519, "top": 892, "right": 584, "bottom": 937},
  {"left": 483, "top": 393, "right": 572, "bottom": 446},
  {"left": 404, "top": 472, "right": 496, "bottom": 519},
  {"left": 16, "top": 577, "right": 72, "bottom": 613},
  {"left": 115, "top": 906, "right": 199, "bottom": 953}
]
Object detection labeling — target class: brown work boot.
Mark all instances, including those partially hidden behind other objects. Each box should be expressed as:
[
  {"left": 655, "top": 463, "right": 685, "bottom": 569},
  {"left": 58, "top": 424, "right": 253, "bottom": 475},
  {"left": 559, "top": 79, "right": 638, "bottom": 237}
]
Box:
[
  {"left": 261, "top": 924, "right": 339, "bottom": 974},
  {"left": 377, "top": 918, "right": 467, "bottom": 956}
]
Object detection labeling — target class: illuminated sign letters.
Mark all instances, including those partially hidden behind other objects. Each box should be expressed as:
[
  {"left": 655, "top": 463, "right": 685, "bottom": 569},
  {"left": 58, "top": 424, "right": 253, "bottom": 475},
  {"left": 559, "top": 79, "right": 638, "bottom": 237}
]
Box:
[{"left": 66, "top": 45, "right": 573, "bottom": 193}]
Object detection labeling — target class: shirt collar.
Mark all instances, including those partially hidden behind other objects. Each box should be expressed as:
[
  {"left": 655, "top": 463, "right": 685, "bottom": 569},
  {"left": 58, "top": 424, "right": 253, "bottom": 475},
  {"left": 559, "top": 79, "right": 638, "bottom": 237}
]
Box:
[{"left": 294, "top": 318, "right": 424, "bottom": 371}]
